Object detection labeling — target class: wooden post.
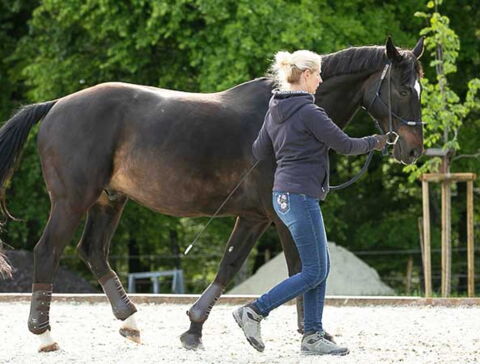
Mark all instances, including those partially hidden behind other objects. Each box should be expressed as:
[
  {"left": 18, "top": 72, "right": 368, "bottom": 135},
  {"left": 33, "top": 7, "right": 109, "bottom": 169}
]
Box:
[
  {"left": 418, "top": 217, "right": 425, "bottom": 292},
  {"left": 406, "top": 256, "right": 413, "bottom": 295},
  {"left": 421, "top": 172, "right": 476, "bottom": 297},
  {"left": 422, "top": 180, "right": 432, "bottom": 297},
  {"left": 467, "top": 180, "right": 475, "bottom": 297},
  {"left": 441, "top": 180, "right": 452, "bottom": 297},
  {"left": 265, "top": 249, "right": 271, "bottom": 263},
  {"left": 439, "top": 156, "right": 451, "bottom": 297}
]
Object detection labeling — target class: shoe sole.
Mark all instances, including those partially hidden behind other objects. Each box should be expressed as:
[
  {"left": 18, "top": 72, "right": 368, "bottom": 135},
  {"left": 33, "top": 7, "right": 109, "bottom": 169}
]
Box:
[
  {"left": 232, "top": 310, "right": 265, "bottom": 353},
  {"left": 301, "top": 349, "right": 350, "bottom": 356}
]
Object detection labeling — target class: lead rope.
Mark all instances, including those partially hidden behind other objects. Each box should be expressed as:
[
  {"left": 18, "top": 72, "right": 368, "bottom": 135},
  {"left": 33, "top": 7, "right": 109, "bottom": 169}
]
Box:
[{"left": 329, "top": 149, "right": 375, "bottom": 191}]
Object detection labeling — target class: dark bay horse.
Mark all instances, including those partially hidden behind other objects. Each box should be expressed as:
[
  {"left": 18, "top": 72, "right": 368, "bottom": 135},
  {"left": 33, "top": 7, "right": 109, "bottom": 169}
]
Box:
[{"left": 0, "top": 37, "right": 424, "bottom": 352}]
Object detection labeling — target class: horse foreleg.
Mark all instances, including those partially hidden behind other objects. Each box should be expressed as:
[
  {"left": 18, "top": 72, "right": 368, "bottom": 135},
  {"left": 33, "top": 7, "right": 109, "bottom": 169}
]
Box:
[
  {"left": 76, "top": 194, "right": 140, "bottom": 343},
  {"left": 180, "top": 216, "right": 271, "bottom": 350},
  {"left": 29, "top": 202, "right": 84, "bottom": 352},
  {"left": 274, "top": 219, "right": 305, "bottom": 334}
]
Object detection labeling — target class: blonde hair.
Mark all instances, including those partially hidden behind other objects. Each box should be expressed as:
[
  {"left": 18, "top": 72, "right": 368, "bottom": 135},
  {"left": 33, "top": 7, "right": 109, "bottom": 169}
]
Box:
[{"left": 270, "top": 50, "right": 322, "bottom": 90}]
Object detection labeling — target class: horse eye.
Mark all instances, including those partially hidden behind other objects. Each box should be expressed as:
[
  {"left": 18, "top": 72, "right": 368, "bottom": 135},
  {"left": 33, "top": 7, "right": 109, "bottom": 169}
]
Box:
[{"left": 400, "top": 90, "right": 409, "bottom": 96}]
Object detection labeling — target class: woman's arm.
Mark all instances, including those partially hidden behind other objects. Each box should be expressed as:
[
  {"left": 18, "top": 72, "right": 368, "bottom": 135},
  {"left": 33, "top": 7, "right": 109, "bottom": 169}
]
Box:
[
  {"left": 252, "top": 119, "right": 274, "bottom": 160},
  {"left": 302, "top": 106, "right": 378, "bottom": 155}
]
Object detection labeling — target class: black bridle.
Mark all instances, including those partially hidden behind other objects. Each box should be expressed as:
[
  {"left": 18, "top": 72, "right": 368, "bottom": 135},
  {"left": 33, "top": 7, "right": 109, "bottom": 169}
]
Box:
[
  {"left": 362, "top": 62, "right": 426, "bottom": 144},
  {"left": 330, "top": 62, "right": 425, "bottom": 189}
]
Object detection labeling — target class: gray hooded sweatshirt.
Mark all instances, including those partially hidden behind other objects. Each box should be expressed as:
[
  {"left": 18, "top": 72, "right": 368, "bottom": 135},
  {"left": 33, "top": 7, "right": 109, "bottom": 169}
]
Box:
[{"left": 252, "top": 91, "right": 378, "bottom": 200}]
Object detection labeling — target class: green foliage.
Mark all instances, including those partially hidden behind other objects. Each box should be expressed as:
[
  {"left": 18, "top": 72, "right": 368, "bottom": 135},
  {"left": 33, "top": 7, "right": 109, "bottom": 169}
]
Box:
[
  {"left": 0, "top": 0, "right": 39, "bottom": 120},
  {"left": 404, "top": 1, "right": 480, "bottom": 181}
]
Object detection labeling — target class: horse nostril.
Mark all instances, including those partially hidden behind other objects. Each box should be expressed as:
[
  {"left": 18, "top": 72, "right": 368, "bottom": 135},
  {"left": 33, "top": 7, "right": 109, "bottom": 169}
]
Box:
[{"left": 409, "top": 148, "right": 422, "bottom": 160}]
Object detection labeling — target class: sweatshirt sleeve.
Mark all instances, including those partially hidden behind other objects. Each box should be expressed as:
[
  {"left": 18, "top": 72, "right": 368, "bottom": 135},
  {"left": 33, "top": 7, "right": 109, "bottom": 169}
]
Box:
[
  {"left": 301, "top": 105, "right": 378, "bottom": 155},
  {"left": 252, "top": 119, "right": 274, "bottom": 161}
]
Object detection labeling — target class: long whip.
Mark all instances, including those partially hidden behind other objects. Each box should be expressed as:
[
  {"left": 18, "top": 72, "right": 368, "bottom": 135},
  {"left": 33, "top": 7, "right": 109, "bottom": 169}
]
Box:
[{"left": 184, "top": 160, "right": 260, "bottom": 255}]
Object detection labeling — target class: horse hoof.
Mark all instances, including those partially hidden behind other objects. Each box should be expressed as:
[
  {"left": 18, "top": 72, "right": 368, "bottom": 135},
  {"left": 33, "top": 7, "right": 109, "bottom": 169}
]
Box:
[
  {"left": 39, "top": 342, "right": 60, "bottom": 352},
  {"left": 120, "top": 328, "right": 141, "bottom": 344},
  {"left": 180, "top": 330, "right": 204, "bottom": 350}
]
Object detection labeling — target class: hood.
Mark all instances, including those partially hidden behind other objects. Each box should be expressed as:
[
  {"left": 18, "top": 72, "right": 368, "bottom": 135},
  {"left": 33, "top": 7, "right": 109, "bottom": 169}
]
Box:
[{"left": 268, "top": 91, "right": 315, "bottom": 123}]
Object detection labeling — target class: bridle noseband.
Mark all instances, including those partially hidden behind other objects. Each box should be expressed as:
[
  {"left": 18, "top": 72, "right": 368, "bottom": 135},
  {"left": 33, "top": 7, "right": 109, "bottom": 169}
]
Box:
[{"left": 362, "top": 62, "right": 425, "bottom": 146}]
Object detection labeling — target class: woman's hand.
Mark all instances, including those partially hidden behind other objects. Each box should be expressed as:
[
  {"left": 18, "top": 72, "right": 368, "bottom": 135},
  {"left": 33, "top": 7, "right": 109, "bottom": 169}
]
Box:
[{"left": 373, "top": 134, "right": 388, "bottom": 151}]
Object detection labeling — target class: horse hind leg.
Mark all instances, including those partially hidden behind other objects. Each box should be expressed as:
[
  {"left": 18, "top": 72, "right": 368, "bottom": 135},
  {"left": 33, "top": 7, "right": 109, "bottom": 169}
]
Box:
[
  {"left": 275, "top": 220, "right": 305, "bottom": 334},
  {"left": 76, "top": 192, "right": 140, "bottom": 344},
  {"left": 28, "top": 200, "right": 86, "bottom": 352},
  {"left": 180, "top": 216, "right": 271, "bottom": 350}
]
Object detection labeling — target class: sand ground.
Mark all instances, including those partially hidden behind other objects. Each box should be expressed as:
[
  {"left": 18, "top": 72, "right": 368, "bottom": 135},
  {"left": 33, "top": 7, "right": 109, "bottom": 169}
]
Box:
[{"left": 0, "top": 302, "right": 479, "bottom": 363}]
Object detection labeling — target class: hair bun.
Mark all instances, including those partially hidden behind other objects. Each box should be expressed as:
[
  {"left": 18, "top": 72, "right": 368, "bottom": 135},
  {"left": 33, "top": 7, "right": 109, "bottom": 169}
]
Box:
[
  {"left": 275, "top": 51, "right": 293, "bottom": 68},
  {"left": 269, "top": 49, "right": 321, "bottom": 91}
]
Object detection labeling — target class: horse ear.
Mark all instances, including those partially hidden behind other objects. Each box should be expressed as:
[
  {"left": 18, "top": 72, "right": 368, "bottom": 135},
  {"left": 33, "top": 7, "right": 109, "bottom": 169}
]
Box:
[
  {"left": 412, "top": 36, "right": 425, "bottom": 59},
  {"left": 385, "top": 36, "right": 402, "bottom": 63}
]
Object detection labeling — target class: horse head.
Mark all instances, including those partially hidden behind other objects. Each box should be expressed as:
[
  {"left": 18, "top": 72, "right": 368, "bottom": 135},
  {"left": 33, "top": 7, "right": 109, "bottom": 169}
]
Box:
[{"left": 363, "top": 36, "right": 425, "bottom": 165}]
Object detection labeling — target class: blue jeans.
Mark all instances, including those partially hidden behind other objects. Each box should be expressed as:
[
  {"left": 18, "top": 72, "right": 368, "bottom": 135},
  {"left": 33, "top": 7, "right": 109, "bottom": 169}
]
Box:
[{"left": 254, "top": 191, "right": 330, "bottom": 333}]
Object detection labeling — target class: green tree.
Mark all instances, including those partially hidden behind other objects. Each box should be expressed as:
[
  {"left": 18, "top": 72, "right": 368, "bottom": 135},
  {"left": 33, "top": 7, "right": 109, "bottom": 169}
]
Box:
[
  {"left": 0, "top": 0, "right": 39, "bottom": 119},
  {"left": 404, "top": 0, "right": 480, "bottom": 179},
  {"left": 1, "top": 0, "right": 478, "bottom": 294}
]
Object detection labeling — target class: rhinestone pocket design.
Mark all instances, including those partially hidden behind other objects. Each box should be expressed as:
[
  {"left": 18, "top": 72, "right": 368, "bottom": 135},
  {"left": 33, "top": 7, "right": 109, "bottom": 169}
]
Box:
[{"left": 276, "top": 193, "right": 289, "bottom": 213}]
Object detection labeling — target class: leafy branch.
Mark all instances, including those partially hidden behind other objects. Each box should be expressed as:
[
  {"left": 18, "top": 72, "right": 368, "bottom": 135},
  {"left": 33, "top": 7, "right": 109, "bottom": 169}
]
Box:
[{"left": 404, "top": 0, "right": 480, "bottom": 181}]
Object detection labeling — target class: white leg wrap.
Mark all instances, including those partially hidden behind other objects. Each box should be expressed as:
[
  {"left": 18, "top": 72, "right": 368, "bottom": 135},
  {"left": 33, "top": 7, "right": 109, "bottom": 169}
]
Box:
[
  {"left": 119, "top": 313, "right": 141, "bottom": 344},
  {"left": 121, "top": 312, "right": 139, "bottom": 331},
  {"left": 37, "top": 330, "right": 59, "bottom": 352},
  {"left": 39, "top": 330, "right": 55, "bottom": 346}
]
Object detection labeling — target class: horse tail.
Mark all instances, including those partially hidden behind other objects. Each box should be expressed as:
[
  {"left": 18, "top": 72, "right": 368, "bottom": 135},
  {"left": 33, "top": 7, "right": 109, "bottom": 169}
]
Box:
[
  {"left": 0, "top": 250, "right": 12, "bottom": 279},
  {"left": 0, "top": 100, "right": 57, "bottom": 277}
]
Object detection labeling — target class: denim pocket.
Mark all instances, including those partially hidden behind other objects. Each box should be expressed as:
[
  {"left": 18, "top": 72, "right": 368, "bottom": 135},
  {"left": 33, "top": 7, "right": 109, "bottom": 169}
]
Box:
[{"left": 275, "top": 192, "right": 290, "bottom": 214}]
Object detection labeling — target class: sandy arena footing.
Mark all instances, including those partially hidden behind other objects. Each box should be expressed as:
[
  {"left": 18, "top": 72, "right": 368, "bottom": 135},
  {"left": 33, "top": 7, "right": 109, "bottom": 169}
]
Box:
[{"left": 0, "top": 296, "right": 479, "bottom": 363}]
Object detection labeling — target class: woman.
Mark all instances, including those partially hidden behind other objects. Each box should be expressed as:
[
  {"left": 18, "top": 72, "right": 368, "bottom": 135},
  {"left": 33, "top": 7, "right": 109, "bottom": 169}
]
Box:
[{"left": 232, "top": 50, "right": 387, "bottom": 356}]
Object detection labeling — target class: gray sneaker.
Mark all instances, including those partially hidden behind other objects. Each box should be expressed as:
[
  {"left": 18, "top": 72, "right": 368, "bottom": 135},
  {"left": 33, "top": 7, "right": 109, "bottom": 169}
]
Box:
[
  {"left": 301, "top": 331, "right": 349, "bottom": 356},
  {"left": 232, "top": 305, "right": 265, "bottom": 352}
]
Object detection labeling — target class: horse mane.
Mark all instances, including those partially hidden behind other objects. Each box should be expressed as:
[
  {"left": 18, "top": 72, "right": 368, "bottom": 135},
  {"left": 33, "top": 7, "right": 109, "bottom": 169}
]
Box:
[
  {"left": 261, "top": 45, "right": 423, "bottom": 89},
  {"left": 320, "top": 46, "right": 386, "bottom": 78},
  {"left": 320, "top": 45, "right": 423, "bottom": 83}
]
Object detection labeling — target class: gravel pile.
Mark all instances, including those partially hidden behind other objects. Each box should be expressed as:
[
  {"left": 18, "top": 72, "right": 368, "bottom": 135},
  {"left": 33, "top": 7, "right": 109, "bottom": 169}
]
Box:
[
  {"left": 0, "top": 250, "right": 96, "bottom": 293},
  {"left": 1, "top": 302, "right": 479, "bottom": 363},
  {"left": 229, "top": 243, "right": 395, "bottom": 296}
]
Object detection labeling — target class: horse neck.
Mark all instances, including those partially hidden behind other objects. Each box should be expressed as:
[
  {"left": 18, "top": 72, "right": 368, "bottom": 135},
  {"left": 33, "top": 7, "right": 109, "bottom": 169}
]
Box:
[{"left": 315, "top": 70, "right": 374, "bottom": 129}]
